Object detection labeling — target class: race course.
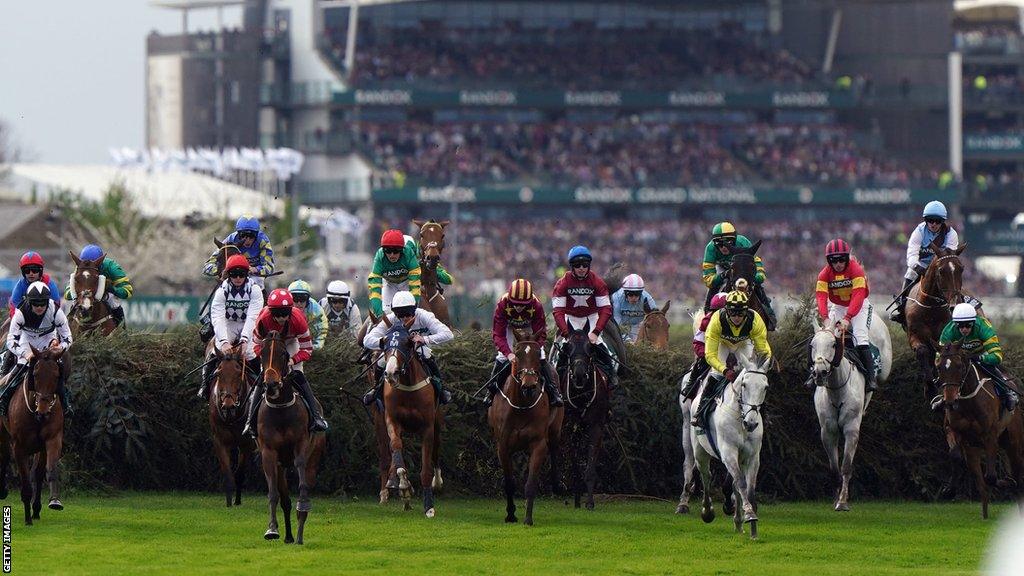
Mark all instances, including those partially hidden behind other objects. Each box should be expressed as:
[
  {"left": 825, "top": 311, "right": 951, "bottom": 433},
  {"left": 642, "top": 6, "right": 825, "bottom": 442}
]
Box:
[{"left": 14, "top": 493, "right": 1008, "bottom": 575}]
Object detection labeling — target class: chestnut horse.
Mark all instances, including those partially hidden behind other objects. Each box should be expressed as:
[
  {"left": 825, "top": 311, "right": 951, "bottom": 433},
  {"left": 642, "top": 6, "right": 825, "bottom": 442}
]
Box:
[
  {"left": 488, "top": 328, "right": 564, "bottom": 525},
  {"left": 636, "top": 301, "right": 671, "bottom": 350},
  {"left": 414, "top": 219, "right": 451, "bottom": 327},
  {"left": 67, "top": 250, "right": 117, "bottom": 335},
  {"left": 936, "top": 342, "right": 1024, "bottom": 519},
  {"left": 256, "top": 331, "right": 325, "bottom": 544},
  {"left": 207, "top": 342, "right": 255, "bottom": 507},
  {"left": 0, "top": 347, "right": 67, "bottom": 525},
  {"left": 380, "top": 317, "right": 444, "bottom": 517},
  {"left": 355, "top": 311, "right": 398, "bottom": 505},
  {"left": 210, "top": 238, "right": 243, "bottom": 279}
]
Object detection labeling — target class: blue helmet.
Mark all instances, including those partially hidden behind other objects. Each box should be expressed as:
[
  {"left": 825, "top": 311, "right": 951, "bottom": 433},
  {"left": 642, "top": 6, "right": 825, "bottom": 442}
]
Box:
[
  {"left": 235, "top": 216, "right": 260, "bottom": 233},
  {"left": 79, "top": 244, "right": 103, "bottom": 261},
  {"left": 922, "top": 201, "right": 947, "bottom": 220},
  {"left": 567, "top": 245, "right": 592, "bottom": 263}
]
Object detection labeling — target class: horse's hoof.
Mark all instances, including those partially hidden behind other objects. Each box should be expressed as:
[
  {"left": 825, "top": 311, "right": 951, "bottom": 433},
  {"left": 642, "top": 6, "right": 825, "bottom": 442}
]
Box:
[
  {"left": 585, "top": 502, "right": 595, "bottom": 511},
  {"left": 31, "top": 512, "right": 39, "bottom": 520},
  {"left": 264, "top": 529, "right": 280, "bottom": 540},
  {"left": 285, "top": 535, "right": 294, "bottom": 544},
  {"left": 505, "top": 515, "right": 517, "bottom": 523},
  {"left": 397, "top": 468, "right": 411, "bottom": 491},
  {"left": 749, "top": 520, "right": 758, "bottom": 540},
  {"left": 675, "top": 503, "right": 690, "bottom": 514},
  {"left": 723, "top": 497, "right": 736, "bottom": 516},
  {"left": 834, "top": 501, "right": 850, "bottom": 512},
  {"left": 425, "top": 508, "right": 435, "bottom": 518},
  {"left": 701, "top": 507, "right": 715, "bottom": 524},
  {"left": 48, "top": 499, "right": 63, "bottom": 511},
  {"left": 0, "top": 488, "right": 7, "bottom": 499},
  {"left": 404, "top": 501, "right": 412, "bottom": 511},
  {"left": 379, "top": 490, "right": 389, "bottom": 505},
  {"left": 744, "top": 512, "right": 759, "bottom": 523}
]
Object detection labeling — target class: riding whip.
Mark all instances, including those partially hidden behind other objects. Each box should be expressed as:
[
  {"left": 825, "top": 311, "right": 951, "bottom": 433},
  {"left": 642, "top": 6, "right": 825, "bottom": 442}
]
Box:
[{"left": 471, "top": 362, "right": 512, "bottom": 399}]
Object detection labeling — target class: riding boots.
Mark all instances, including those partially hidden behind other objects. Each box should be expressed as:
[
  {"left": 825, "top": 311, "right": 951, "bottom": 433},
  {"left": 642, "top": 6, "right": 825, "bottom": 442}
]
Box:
[
  {"left": 241, "top": 382, "right": 265, "bottom": 438},
  {"left": 542, "top": 361, "right": 564, "bottom": 407},
  {"left": 292, "top": 371, "right": 329, "bottom": 432},
  {"left": 890, "top": 277, "right": 916, "bottom": 325},
  {"left": 197, "top": 356, "right": 215, "bottom": 399},
  {"left": 857, "top": 345, "right": 878, "bottom": 392},
  {"left": 421, "top": 355, "right": 452, "bottom": 405},
  {"left": 0, "top": 364, "right": 29, "bottom": 417},
  {"left": 481, "top": 360, "right": 506, "bottom": 408},
  {"left": 110, "top": 306, "right": 125, "bottom": 327},
  {"left": 0, "top": 350, "right": 14, "bottom": 378},
  {"left": 681, "top": 357, "right": 708, "bottom": 399},
  {"left": 691, "top": 374, "right": 725, "bottom": 428},
  {"left": 362, "top": 366, "right": 384, "bottom": 406}
]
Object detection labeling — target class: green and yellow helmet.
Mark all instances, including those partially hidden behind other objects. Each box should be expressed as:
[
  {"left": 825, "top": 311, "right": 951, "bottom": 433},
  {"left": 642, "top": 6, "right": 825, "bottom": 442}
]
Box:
[
  {"left": 288, "top": 279, "right": 312, "bottom": 297},
  {"left": 724, "top": 290, "right": 749, "bottom": 312},
  {"left": 712, "top": 222, "right": 737, "bottom": 243}
]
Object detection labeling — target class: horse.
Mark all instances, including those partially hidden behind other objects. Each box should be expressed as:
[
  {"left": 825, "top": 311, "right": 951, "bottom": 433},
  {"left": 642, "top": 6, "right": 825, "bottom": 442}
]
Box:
[
  {"left": 380, "top": 317, "right": 444, "bottom": 517},
  {"left": 414, "top": 219, "right": 451, "bottom": 327},
  {"left": 636, "top": 301, "right": 670, "bottom": 350},
  {"left": 211, "top": 237, "right": 243, "bottom": 279},
  {"left": 255, "top": 331, "right": 325, "bottom": 544},
  {"left": 67, "top": 250, "right": 117, "bottom": 335},
  {"left": 727, "top": 241, "right": 772, "bottom": 330},
  {"left": 206, "top": 342, "right": 256, "bottom": 507},
  {"left": 809, "top": 312, "right": 892, "bottom": 511},
  {"left": 691, "top": 355, "right": 772, "bottom": 539},
  {"left": 0, "top": 347, "right": 67, "bottom": 525},
  {"left": 936, "top": 342, "right": 1024, "bottom": 519},
  {"left": 557, "top": 322, "right": 611, "bottom": 510},
  {"left": 488, "top": 328, "right": 564, "bottom": 525}
]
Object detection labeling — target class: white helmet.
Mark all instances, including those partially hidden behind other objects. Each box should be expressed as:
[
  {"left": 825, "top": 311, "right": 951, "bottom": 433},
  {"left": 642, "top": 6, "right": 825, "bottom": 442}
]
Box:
[
  {"left": 391, "top": 291, "right": 416, "bottom": 309},
  {"left": 622, "top": 274, "right": 644, "bottom": 291},
  {"left": 326, "top": 280, "right": 351, "bottom": 298},
  {"left": 952, "top": 303, "right": 977, "bottom": 323}
]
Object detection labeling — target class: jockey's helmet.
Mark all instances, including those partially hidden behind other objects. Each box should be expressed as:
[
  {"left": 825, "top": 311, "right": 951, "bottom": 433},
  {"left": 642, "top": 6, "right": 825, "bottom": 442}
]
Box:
[
  {"left": 225, "top": 254, "right": 250, "bottom": 275},
  {"left": 709, "top": 292, "right": 729, "bottom": 311},
  {"left": 26, "top": 281, "right": 50, "bottom": 305},
  {"left": 288, "top": 279, "right": 312, "bottom": 297},
  {"left": 267, "top": 289, "right": 293, "bottom": 313},
  {"left": 19, "top": 251, "right": 44, "bottom": 273},
  {"left": 922, "top": 201, "right": 948, "bottom": 221},
  {"left": 567, "top": 245, "right": 592, "bottom": 265},
  {"left": 507, "top": 279, "right": 534, "bottom": 304},
  {"left": 326, "top": 280, "right": 351, "bottom": 299},
  {"left": 622, "top": 274, "right": 644, "bottom": 294},
  {"left": 381, "top": 229, "right": 406, "bottom": 249},
  {"left": 952, "top": 303, "right": 976, "bottom": 324},
  {"left": 712, "top": 222, "right": 737, "bottom": 246},
  {"left": 80, "top": 244, "right": 103, "bottom": 262},
  {"left": 391, "top": 291, "right": 417, "bottom": 318},
  {"left": 235, "top": 216, "right": 260, "bottom": 234},
  {"left": 825, "top": 238, "right": 851, "bottom": 263},
  {"left": 724, "top": 290, "right": 749, "bottom": 313}
]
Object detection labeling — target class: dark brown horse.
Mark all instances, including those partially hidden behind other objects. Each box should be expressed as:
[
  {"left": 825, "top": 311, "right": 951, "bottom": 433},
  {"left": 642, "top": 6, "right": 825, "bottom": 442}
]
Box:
[
  {"left": 936, "top": 342, "right": 1024, "bottom": 519},
  {"left": 727, "top": 242, "right": 771, "bottom": 330},
  {"left": 636, "top": 301, "right": 671, "bottom": 350},
  {"left": 355, "top": 311, "right": 397, "bottom": 505},
  {"left": 0, "top": 347, "right": 67, "bottom": 525},
  {"left": 207, "top": 342, "right": 255, "bottom": 507},
  {"left": 558, "top": 323, "right": 610, "bottom": 510},
  {"left": 68, "top": 250, "right": 116, "bottom": 335},
  {"left": 488, "top": 328, "right": 564, "bottom": 525},
  {"left": 380, "top": 317, "right": 444, "bottom": 517},
  {"left": 256, "top": 331, "right": 325, "bottom": 544},
  {"left": 414, "top": 219, "right": 451, "bottom": 327}
]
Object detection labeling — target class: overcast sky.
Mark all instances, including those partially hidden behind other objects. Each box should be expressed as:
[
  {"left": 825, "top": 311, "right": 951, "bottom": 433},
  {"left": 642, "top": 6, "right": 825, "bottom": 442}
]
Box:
[{"left": 0, "top": 1, "right": 244, "bottom": 164}]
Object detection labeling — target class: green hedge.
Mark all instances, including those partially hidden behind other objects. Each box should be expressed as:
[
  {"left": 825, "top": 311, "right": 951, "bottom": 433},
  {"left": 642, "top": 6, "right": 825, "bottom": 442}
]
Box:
[{"left": 52, "top": 313, "right": 1022, "bottom": 501}]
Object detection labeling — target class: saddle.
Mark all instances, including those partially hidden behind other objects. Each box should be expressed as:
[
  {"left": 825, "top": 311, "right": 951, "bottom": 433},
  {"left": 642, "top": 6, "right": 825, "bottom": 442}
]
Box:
[{"left": 835, "top": 333, "right": 879, "bottom": 379}]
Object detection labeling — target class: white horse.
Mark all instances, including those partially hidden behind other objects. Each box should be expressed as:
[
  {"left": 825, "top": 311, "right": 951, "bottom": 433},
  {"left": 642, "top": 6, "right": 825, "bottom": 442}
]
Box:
[
  {"left": 691, "top": 355, "right": 772, "bottom": 540},
  {"left": 810, "top": 311, "right": 892, "bottom": 511}
]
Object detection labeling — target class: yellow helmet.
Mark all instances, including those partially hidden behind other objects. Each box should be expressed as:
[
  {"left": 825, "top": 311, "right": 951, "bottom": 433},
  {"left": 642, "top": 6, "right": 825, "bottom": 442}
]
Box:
[
  {"left": 725, "top": 290, "right": 749, "bottom": 310},
  {"left": 507, "top": 278, "right": 534, "bottom": 304}
]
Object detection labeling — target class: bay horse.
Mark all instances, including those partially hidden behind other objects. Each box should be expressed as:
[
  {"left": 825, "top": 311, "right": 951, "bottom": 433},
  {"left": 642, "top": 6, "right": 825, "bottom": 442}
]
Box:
[
  {"left": 488, "top": 328, "right": 563, "bottom": 525},
  {"left": 414, "top": 219, "right": 451, "bottom": 327},
  {"left": 380, "top": 316, "right": 444, "bottom": 517},
  {"left": 636, "top": 301, "right": 671, "bottom": 350},
  {"left": 936, "top": 342, "right": 1024, "bottom": 519},
  {"left": 211, "top": 237, "right": 243, "bottom": 279},
  {"left": 727, "top": 241, "right": 772, "bottom": 330},
  {"left": 207, "top": 342, "right": 255, "bottom": 507},
  {"left": 256, "top": 331, "right": 325, "bottom": 544},
  {"left": 68, "top": 250, "right": 117, "bottom": 335},
  {"left": 0, "top": 347, "right": 67, "bottom": 525},
  {"left": 557, "top": 322, "right": 610, "bottom": 510},
  {"left": 355, "top": 311, "right": 399, "bottom": 506}
]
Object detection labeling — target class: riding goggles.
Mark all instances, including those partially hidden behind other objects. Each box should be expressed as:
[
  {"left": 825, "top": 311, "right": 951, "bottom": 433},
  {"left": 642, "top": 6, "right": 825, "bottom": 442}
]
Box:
[
  {"left": 955, "top": 320, "right": 974, "bottom": 330},
  {"left": 624, "top": 290, "right": 642, "bottom": 297},
  {"left": 28, "top": 299, "right": 48, "bottom": 307},
  {"left": 826, "top": 254, "right": 849, "bottom": 264},
  {"left": 570, "top": 259, "right": 591, "bottom": 269},
  {"left": 393, "top": 305, "right": 416, "bottom": 318},
  {"left": 227, "top": 269, "right": 248, "bottom": 278},
  {"left": 292, "top": 295, "right": 310, "bottom": 304},
  {"left": 725, "top": 305, "right": 747, "bottom": 315},
  {"left": 383, "top": 248, "right": 403, "bottom": 255},
  {"left": 270, "top": 308, "right": 290, "bottom": 319},
  {"left": 713, "top": 236, "right": 737, "bottom": 247},
  {"left": 21, "top": 266, "right": 43, "bottom": 275},
  {"left": 237, "top": 231, "right": 257, "bottom": 240},
  {"left": 924, "top": 217, "right": 944, "bottom": 225}
]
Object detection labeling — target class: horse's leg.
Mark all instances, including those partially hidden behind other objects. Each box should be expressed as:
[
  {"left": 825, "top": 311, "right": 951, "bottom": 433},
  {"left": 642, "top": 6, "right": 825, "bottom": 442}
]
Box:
[
  {"left": 31, "top": 452, "right": 44, "bottom": 519},
  {"left": 213, "top": 438, "right": 234, "bottom": 507},
  {"left": 983, "top": 433, "right": 1000, "bottom": 487},
  {"left": 719, "top": 448, "right": 745, "bottom": 534},
  {"left": 965, "top": 446, "right": 990, "bottom": 519},
  {"left": 746, "top": 450, "right": 762, "bottom": 539},
  {"left": 387, "top": 417, "right": 412, "bottom": 511},
  {"left": 45, "top": 433, "right": 63, "bottom": 511},
  {"left": 720, "top": 467, "right": 735, "bottom": 517},
  {"left": 547, "top": 421, "right": 564, "bottom": 497},
  {"left": 524, "top": 441, "right": 548, "bottom": 526},
  {"left": 431, "top": 411, "right": 443, "bottom": 493},
  {"left": 261, "top": 448, "right": 280, "bottom": 539},
  {"left": 15, "top": 449, "right": 31, "bottom": 525},
  {"left": 677, "top": 399, "right": 695, "bottom": 514},
  {"left": 817, "top": 407, "right": 842, "bottom": 508},
  {"left": 278, "top": 465, "right": 294, "bottom": 544},
  {"left": 420, "top": 421, "right": 436, "bottom": 518},
  {"left": 0, "top": 433, "right": 10, "bottom": 500},
  {"left": 836, "top": 417, "right": 862, "bottom": 512},
  {"left": 234, "top": 446, "right": 249, "bottom": 506},
  {"left": 914, "top": 345, "right": 936, "bottom": 396},
  {"left": 693, "top": 443, "right": 715, "bottom": 524},
  {"left": 373, "top": 406, "right": 391, "bottom": 504},
  {"left": 570, "top": 424, "right": 582, "bottom": 509},
  {"left": 498, "top": 441, "right": 517, "bottom": 523},
  {"left": 294, "top": 440, "right": 311, "bottom": 545},
  {"left": 584, "top": 420, "right": 604, "bottom": 511}
]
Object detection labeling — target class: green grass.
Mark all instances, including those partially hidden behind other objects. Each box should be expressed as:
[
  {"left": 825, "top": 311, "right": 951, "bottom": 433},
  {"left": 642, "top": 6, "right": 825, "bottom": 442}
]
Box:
[{"left": 9, "top": 493, "right": 1010, "bottom": 575}]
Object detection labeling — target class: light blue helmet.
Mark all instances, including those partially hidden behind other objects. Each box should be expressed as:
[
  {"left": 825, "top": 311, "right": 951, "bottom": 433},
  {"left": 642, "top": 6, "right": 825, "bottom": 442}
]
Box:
[
  {"left": 79, "top": 244, "right": 103, "bottom": 261},
  {"left": 567, "top": 245, "right": 592, "bottom": 263},
  {"left": 922, "top": 201, "right": 948, "bottom": 220},
  {"left": 235, "top": 216, "right": 260, "bottom": 233}
]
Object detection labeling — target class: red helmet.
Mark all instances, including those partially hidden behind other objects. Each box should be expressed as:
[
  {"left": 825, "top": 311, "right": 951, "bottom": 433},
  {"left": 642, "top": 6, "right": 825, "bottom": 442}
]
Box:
[
  {"left": 225, "top": 254, "right": 250, "bottom": 273},
  {"left": 380, "top": 229, "right": 405, "bottom": 249},
  {"left": 19, "top": 251, "right": 44, "bottom": 269},
  {"left": 507, "top": 279, "right": 534, "bottom": 304},
  {"left": 825, "top": 238, "right": 851, "bottom": 259},
  {"left": 709, "top": 293, "right": 729, "bottom": 311},
  {"left": 267, "top": 288, "right": 293, "bottom": 310}
]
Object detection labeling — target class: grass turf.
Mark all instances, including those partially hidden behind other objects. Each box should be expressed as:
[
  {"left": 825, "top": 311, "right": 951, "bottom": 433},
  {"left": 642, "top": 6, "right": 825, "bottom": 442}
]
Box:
[{"left": 7, "top": 492, "right": 1010, "bottom": 575}]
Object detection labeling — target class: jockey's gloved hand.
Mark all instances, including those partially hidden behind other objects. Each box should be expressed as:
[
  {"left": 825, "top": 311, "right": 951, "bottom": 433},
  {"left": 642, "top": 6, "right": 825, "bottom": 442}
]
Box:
[
  {"left": 913, "top": 262, "right": 928, "bottom": 277},
  {"left": 837, "top": 318, "right": 851, "bottom": 331},
  {"left": 724, "top": 369, "right": 738, "bottom": 382}
]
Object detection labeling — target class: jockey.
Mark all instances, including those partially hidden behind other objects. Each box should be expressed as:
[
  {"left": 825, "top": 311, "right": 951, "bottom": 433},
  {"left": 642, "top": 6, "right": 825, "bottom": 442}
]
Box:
[
  {"left": 243, "top": 289, "right": 329, "bottom": 436},
  {"left": 197, "top": 254, "right": 264, "bottom": 399},
  {"left": 482, "top": 279, "right": 563, "bottom": 408},
  {"left": 204, "top": 216, "right": 275, "bottom": 288},
  {"left": 612, "top": 274, "right": 657, "bottom": 344},
  {"left": 65, "top": 244, "right": 133, "bottom": 327},
  {"left": 368, "top": 229, "right": 422, "bottom": 318},
  {"left": 890, "top": 201, "right": 968, "bottom": 324},
  {"left": 7, "top": 252, "right": 61, "bottom": 318},
  {"left": 812, "top": 239, "right": 877, "bottom": 392},
  {"left": 938, "top": 303, "right": 1018, "bottom": 412},
  {"left": 701, "top": 222, "right": 777, "bottom": 331},
  {"left": 552, "top": 246, "right": 619, "bottom": 389},
  {"left": 362, "top": 291, "right": 454, "bottom": 406},
  {"left": 319, "top": 280, "right": 362, "bottom": 337},
  {"left": 692, "top": 290, "right": 772, "bottom": 428},
  {"left": 288, "top": 280, "right": 329, "bottom": 351},
  {"left": 680, "top": 292, "right": 728, "bottom": 401},
  {"left": 0, "top": 282, "right": 73, "bottom": 416}
]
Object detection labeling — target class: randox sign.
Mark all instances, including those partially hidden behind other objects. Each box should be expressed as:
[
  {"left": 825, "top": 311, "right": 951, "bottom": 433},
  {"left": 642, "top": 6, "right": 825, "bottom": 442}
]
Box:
[{"left": 123, "top": 296, "right": 201, "bottom": 327}]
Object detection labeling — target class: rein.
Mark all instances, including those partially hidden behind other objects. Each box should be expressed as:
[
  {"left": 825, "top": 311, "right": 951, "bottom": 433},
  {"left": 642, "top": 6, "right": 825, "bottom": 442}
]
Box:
[
  {"left": 733, "top": 370, "right": 768, "bottom": 421},
  {"left": 213, "top": 354, "right": 249, "bottom": 423},
  {"left": 23, "top": 359, "right": 60, "bottom": 417},
  {"left": 262, "top": 337, "right": 298, "bottom": 409},
  {"left": 915, "top": 255, "right": 964, "bottom": 308},
  {"left": 498, "top": 347, "right": 545, "bottom": 410}
]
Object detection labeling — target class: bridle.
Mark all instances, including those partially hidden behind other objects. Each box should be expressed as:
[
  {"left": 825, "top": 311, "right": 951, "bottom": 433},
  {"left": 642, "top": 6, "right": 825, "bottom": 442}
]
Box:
[
  {"left": 937, "top": 351, "right": 985, "bottom": 403},
  {"left": 419, "top": 223, "right": 446, "bottom": 303},
  {"left": 731, "top": 369, "right": 769, "bottom": 422},
  {"left": 562, "top": 334, "right": 599, "bottom": 413},
  {"left": 811, "top": 327, "right": 853, "bottom": 391},
  {"left": 24, "top": 357, "right": 62, "bottom": 418},
  {"left": 261, "top": 336, "right": 296, "bottom": 409},
  {"left": 499, "top": 341, "right": 545, "bottom": 410},
  {"left": 914, "top": 254, "right": 964, "bottom": 309},
  {"left": 213, "top": 352, "right": 249, "bottom": 422}
]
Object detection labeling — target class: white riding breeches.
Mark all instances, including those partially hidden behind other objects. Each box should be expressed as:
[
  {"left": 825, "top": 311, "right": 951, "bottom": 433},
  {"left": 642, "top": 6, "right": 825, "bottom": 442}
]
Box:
[
  {"left": 708, "top": 340, "right": 754, "bottom": 378},
  {"left": 213, "top": 319, "right": 257, "bottom": 360},
  {"left": 827, "top": 299, "right": 872, "bottom": 347},
  {"left": 381, "top": 280, "right": 410, "bottom": 314}
]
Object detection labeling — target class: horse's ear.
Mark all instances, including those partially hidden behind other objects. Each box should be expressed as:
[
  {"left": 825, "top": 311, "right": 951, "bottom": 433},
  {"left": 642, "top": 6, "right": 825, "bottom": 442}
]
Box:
[
  {"left": 661, "top": 300, "right": 671, "bottom": 313},
  {"left": 29, "top": 345, "right": 42, "bottom": 357},
  {"left": 93, "top": 252, "right": 106, "bottom": 265},
  {"left": 437, "top": 220, "right": 449, "bottom": 228},
  {"left": 583, "top": 319, "right": 591, "bottom": 333},
  {"left": 643, "top": 301, "right": 652, "bottom": 314},
  {"left": 749, "top": 240, "right": 762, "bottom": 254},
  {"left": 812, "top": 315, "right": 822, "bottom": 331},
  {"left": 69, "top": 251, "right": 81, "bottom": 267},
  {"left": 758, "top": 355, "right": 772, "bottom": 372},
  {"left": 955, "top": 243, "right": 967, "bottom": 256},
  {"left": 214, "top": 237, "right": 224, "bottom": 249},
  {"left": 929, "top": 239, "right": 944, "bottom": 257},
  {"left": 412, "top": 219, "right": 424, "bottom": 229}
]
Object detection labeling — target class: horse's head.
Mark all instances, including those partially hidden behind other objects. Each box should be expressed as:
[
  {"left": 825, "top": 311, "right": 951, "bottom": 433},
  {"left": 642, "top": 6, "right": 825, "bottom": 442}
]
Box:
[
  {"left": 639, "top": 301, "right": 670, "bottom": 350},
  {"left": 212, "top": 344, "right": 247, "bottom": 417},
  {"left": 729, "top": 240, "right": 761, "bottom": 293},
  {"left": 382, "top": 320, "right": 415, "bottom": 385},
  {"left": 69, "top": 249, "right": 107, "bottom": 319},
  {"left": 564, "top": 323, "right": 594, "bottom": 389},
  {"left": 809, "top": 317, "right": 844, "bottom": 387},
  {"left": 259, "top": 331, "right": 291, "bottom": 403},
  {"left": 735, "top": 355, "right": 772, "bottom": 433},
  {"left": 213, "top": 237, "right": 243, "bottom": 280},
  {"left": 936, "top": 342, "right": 970, "bottom": 407},
  {"left": 28, "top": 346, "right": 64, "bottom": 419},
  {"left": 510, "top": 337, "right": 543, "bottom": 400},
  {"left": 414, "top": 219, "right": 448, "bottom": 270},
  {"left": 924, "top": 242, "right": 967, "bottom": 309}
]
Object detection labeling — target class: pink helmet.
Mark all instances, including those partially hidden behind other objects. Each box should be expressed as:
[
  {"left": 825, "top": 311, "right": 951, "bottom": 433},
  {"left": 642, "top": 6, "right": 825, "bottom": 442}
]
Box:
[
  {"left": 709, "top": 292, "right": 729, "bottom": 311},
  {"left": 622, "top": 274, "right": 644, "bottom": 291}
]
